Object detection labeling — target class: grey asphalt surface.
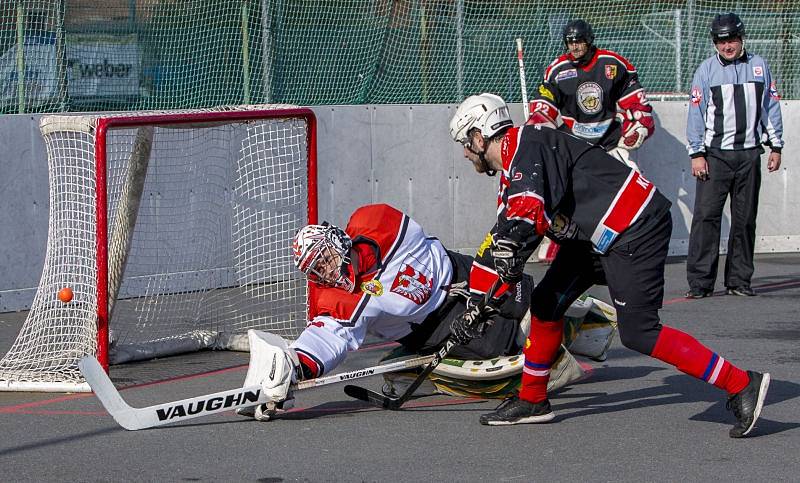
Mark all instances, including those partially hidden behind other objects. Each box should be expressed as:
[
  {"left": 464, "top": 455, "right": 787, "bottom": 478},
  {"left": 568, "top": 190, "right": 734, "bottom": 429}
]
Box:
[{"left": 0, "top": 254, "right": 798, "bottom": 482}]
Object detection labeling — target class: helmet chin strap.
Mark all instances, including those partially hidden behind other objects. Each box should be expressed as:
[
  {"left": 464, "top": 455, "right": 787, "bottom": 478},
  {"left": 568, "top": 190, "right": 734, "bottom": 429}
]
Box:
[
  {"left": 478, "top": 152, "right": 497, "bottom": 177},
  {"left": 467, "top": 138, "right": 496, "bottom": 177}
]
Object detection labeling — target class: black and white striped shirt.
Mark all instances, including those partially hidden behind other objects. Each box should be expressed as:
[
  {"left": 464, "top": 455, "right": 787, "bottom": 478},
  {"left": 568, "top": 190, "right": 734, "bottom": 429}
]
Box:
[{"left": 687, "top": 52, "right": 783, "bottom": 156}]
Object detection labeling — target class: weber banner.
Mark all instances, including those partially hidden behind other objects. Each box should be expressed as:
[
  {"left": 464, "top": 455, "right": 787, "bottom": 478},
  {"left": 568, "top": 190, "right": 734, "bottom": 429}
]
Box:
[{"left": 67, "top": 34, "right": 141, "bottom": 100}]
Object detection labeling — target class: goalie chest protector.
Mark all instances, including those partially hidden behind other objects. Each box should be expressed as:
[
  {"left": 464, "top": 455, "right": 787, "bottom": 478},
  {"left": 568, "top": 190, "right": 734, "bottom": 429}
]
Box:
[{"left": 314, "top": 204, "right": 453, "bottom": 342}]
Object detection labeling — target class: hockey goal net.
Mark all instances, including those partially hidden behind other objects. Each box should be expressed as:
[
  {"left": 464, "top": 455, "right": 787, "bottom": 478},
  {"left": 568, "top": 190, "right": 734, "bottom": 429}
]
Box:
[{"left": 0, "top": 105, "right": 317, "bottom": 392}]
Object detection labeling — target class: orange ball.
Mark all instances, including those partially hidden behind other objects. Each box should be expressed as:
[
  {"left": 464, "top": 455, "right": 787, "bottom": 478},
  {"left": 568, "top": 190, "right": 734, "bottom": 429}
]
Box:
[{"left": 58, "top": 287, "right": 73, "bottom": 303}]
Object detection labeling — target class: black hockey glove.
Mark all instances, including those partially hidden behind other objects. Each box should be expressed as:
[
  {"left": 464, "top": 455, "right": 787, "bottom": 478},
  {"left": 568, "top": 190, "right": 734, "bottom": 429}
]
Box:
[
  {"left": 450, "top": 297, "right": 499, "bottom": 345},
  {"left": 491, "top": 236, "right": 526, "bottom": 284}
]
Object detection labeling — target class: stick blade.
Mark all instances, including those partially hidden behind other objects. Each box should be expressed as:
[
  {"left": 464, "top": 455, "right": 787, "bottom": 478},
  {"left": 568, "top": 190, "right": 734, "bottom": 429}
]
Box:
[
  {"left": 78, "top": 356, "right": 144, "bottom": 430},
  {"left": 343, "top": 384, "right": 400, "bottom": 410}
]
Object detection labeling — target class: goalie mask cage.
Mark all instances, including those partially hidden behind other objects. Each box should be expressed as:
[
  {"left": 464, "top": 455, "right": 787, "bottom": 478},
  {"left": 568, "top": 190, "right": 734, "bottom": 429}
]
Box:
[{"left": 0, "top": 105, "right": 317, "bottom": 392}]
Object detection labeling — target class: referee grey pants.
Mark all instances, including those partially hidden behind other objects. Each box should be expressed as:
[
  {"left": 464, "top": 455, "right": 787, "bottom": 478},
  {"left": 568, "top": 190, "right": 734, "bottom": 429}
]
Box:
[{"left": 687, "top": 147, "right": 762, "bottom": 290}]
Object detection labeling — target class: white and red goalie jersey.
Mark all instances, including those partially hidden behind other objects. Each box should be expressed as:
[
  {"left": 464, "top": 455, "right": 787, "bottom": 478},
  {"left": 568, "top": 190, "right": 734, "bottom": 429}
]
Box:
[{"left": 290, "top": 204, "right": 453, "bottom": 378}]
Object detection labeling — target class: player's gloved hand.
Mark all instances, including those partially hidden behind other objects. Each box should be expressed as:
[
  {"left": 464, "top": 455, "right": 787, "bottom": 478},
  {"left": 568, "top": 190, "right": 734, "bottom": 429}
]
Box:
[
  {"left": 617, "top": 108, "right": 655, "bottom": 150},
  {"left": 491, "top": 236, "right": 526, "bottom": 284},
  {"left": 450, "top": 297, "right": 499, "bottom": 345}
]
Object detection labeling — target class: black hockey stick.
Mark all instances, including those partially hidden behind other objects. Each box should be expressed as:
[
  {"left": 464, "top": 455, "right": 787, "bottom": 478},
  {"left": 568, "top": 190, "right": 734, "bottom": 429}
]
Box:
[{"left": 343, "top": 280, "right": 509, "bottom": 410}]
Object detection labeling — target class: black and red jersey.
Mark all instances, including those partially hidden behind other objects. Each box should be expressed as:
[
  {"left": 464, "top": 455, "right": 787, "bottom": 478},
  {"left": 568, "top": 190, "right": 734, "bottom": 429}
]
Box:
[
  {"left": 531, "top": 48, "right": 649, "bottom": 150},
  {"left": 468, "top": 125, "right": 671, "bottom": 295}
]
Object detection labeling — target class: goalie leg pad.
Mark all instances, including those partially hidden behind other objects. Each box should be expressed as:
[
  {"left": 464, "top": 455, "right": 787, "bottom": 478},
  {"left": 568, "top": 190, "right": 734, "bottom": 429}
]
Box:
[
  {"left": 567, "top": 296, "right": 618, "bottom": 361},
  {"left": 547, "top": 347, "right": 585, "bottom": 391}
]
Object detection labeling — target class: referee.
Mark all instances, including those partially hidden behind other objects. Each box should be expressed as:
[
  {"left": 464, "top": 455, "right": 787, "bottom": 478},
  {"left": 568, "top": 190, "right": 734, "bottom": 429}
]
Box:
[{"left": 685, "top": 13, "right": 784, "bottom": 299}]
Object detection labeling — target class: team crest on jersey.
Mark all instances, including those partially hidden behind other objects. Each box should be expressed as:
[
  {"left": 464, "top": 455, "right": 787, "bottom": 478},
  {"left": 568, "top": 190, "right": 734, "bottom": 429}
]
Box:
[
  {"left": 555, "top": 68, "right": 577, "bottom": 81},
  {"left": 753, "top": 66, "right": 763, "bottom": 77},
  {"left": 391, "top": 256, "right": 433, "bottom": 305},
  {"left": 605, "top": 65, "right": 617, "bottom": 79},
  {"left": 690, "top": 86, "right": 702, "bottom": 105},
  {"left": 769, "top": 81, "right": 780, "bottom": 100},
  {"left": 361, "top": 279, "right": 384, "bottom": 296},
  {"left": 576, "top": 82, "right": 602, "bottom": 114},
  {"left": 538, "top": 85, "right": 555, "bottom": 101}
]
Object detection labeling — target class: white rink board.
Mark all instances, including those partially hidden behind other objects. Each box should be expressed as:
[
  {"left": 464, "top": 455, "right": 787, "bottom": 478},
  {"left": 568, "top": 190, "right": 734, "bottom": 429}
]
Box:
[{"left": 1, "top": 101, "right": 798, "bottom": 312}]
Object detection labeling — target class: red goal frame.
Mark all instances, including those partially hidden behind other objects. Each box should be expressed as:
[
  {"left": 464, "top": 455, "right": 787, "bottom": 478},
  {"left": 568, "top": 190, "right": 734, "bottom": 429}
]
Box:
[{"left": 93, "top": 108, "right": 318, "bottom": 370}]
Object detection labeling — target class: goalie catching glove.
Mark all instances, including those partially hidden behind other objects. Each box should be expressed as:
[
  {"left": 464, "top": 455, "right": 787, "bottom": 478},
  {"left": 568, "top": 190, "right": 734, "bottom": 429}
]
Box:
[
  {"left": 238, "top": 330, "right": 303, "bottom": 420},
  {"left": 616, "top": 105, "right": 654, "bottom": 150},
  {"left": 450, "top": 297, "right": 500, "bottom": 345}
]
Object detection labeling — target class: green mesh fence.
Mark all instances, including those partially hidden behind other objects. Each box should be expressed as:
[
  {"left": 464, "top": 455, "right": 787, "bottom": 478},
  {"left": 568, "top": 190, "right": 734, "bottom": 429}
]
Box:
[{"left": 2, "top": 0, "right": 799, "bottom": 114}]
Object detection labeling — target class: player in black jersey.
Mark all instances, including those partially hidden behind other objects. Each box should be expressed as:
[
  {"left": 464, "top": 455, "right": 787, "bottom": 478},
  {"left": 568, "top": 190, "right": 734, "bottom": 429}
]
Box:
[
  {"left": 530, "top": 19, "right": 654, "bottom": 158},
  {"left": 449, "top": 93, "right": 770, "bottom": 438}
]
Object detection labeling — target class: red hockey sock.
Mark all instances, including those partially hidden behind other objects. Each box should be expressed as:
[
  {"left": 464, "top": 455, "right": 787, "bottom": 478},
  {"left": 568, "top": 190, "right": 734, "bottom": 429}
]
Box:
[
  {"left": 518, "top": 316, "right": 564, "bottom": 403},
  {"left": 651, "top": 325, "right": 749, "bottom": 395}
]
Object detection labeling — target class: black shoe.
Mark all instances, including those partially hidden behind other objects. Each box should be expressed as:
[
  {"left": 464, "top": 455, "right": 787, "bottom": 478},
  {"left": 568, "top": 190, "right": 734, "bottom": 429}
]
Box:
[
  {"left": 685, "top": 288, "right": 713, "bottom": 299},
  {"left": 479, "top": 395, "right": 554, "bottom": 426},
  {"left": 726, "top": 371, "right": 770, "bottom": 438},
  {"left": 726, "top": 286, "right": 757, "bottom": 296}
]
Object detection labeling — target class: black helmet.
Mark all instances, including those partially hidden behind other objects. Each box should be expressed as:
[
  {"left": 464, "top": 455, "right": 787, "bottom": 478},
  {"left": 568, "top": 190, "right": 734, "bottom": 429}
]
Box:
[
  {"left": 563, "top": 20, "right": 594, "bottom": 46},
  {"left": 710, "top": 13, "right": 745, "bottom": 41}
]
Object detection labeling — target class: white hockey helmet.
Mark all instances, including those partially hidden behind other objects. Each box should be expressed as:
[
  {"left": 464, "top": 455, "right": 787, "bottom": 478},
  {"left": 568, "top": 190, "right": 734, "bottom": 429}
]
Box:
[
  {"left": 292, "top": 223, "right": 355, "bottom": 292},
  {"left": 449, "top": 93, "right": 513, "bottom": 145}
]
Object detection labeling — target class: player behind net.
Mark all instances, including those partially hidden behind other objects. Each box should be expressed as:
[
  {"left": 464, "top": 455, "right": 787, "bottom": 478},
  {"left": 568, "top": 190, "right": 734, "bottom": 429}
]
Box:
[{"left": 236, "top": 203, "right": 610, "bottom": 420}]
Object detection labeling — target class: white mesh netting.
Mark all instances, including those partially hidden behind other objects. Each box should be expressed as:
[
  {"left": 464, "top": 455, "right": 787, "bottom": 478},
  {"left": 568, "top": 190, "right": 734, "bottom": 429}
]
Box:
[{"left": 0, "top": 105, "right": 313, "bottom": 391}]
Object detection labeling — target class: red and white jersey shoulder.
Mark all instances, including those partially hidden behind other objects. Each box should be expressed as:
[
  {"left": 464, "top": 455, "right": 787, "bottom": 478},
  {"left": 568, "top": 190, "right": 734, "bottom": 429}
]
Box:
[{"left": 290, "top": 204, "right": 452, "bottom": 377}]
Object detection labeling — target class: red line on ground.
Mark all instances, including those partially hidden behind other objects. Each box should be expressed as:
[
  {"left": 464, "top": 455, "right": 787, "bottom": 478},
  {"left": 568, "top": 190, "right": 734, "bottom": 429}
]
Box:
[
  {"left": 117, "top": 364, "right": 246, "bottom": 391},
  {"left": 0, "top": 392, "right": 95, "bottom": 413},
  {"left": 6, "top": 409, "right": 107, "bottom": 416}
]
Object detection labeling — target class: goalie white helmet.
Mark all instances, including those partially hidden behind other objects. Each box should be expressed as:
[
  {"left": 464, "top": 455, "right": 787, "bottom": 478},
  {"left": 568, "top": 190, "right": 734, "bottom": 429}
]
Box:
[
  {"left": 292, "top": 223, "right": 356, "bottom": 292},
  {"left": 449, "top": 93, "right": 513, "bottom": 146}
]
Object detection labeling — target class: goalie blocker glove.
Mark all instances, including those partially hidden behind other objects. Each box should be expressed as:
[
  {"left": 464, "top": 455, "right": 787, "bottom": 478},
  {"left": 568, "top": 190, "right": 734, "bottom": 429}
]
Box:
[{"left": 240, "top": 330, "right": 303, "bottom": 413}]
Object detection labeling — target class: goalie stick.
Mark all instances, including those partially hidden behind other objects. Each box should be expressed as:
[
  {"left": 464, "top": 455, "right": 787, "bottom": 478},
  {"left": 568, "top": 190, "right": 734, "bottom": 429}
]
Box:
[
  {"left": 343, "top": 280, "right": 509, "bottom": 410},
  {"left": 516, "top": 37, "right": 530, "bottom": 120},
  {"left": 78, "top": 353, "right": 434, "bottom": 431}
]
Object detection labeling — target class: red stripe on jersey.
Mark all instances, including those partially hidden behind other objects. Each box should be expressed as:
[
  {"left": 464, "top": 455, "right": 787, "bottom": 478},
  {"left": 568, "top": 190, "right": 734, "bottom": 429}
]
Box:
[
  {"left": 543, "top": 55, "right": 571, "bottom": 81},
  {"left": 602, "top": 171, "right": 654, "bottom": 233},
  {"left": 295, "top": 350, "right": 321, "bottom": 379},
  {"left": 595, "top": 49, "right": 636, "bottom": 72},
  {"left": 500, "top": 127, "right": 521, "bottom": 171},
  {"left": 617, "top": 89, "right": 651, "bottom": 111},
  {"left": 469, "top": 262, "right": 498, "bottom": 295},
  {"left": 506, "top": 192, "right": 550, "bottom": 236}
]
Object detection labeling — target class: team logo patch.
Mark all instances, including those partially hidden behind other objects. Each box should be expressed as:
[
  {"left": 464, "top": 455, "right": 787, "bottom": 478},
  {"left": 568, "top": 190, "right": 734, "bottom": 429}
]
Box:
[
  {"left": 361, "top": 279, "right": 384, "bottom": 296},
  {"left": 555, "top": 68, "right": 577, "bottom": 81},
  {"left": 391, "top": 256, "right": 433, "bottom": 305},
  {"left": 605, "top": 65, "right": 617, "bottom": 79},
  {"left": 690, "top": 86, "right": 702, "bottom": 105},
  {"left": 538, "top": 84, "right": 555, "bottom": 101},
  {"left": 576, "top": 82, "right": 603, "bottom": 114},
  {"left": 769, "top": 81, "right": 780, "bottom": 100},
  {"left": 753, "top": 66, "right": 763, "bottom": 77}
]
